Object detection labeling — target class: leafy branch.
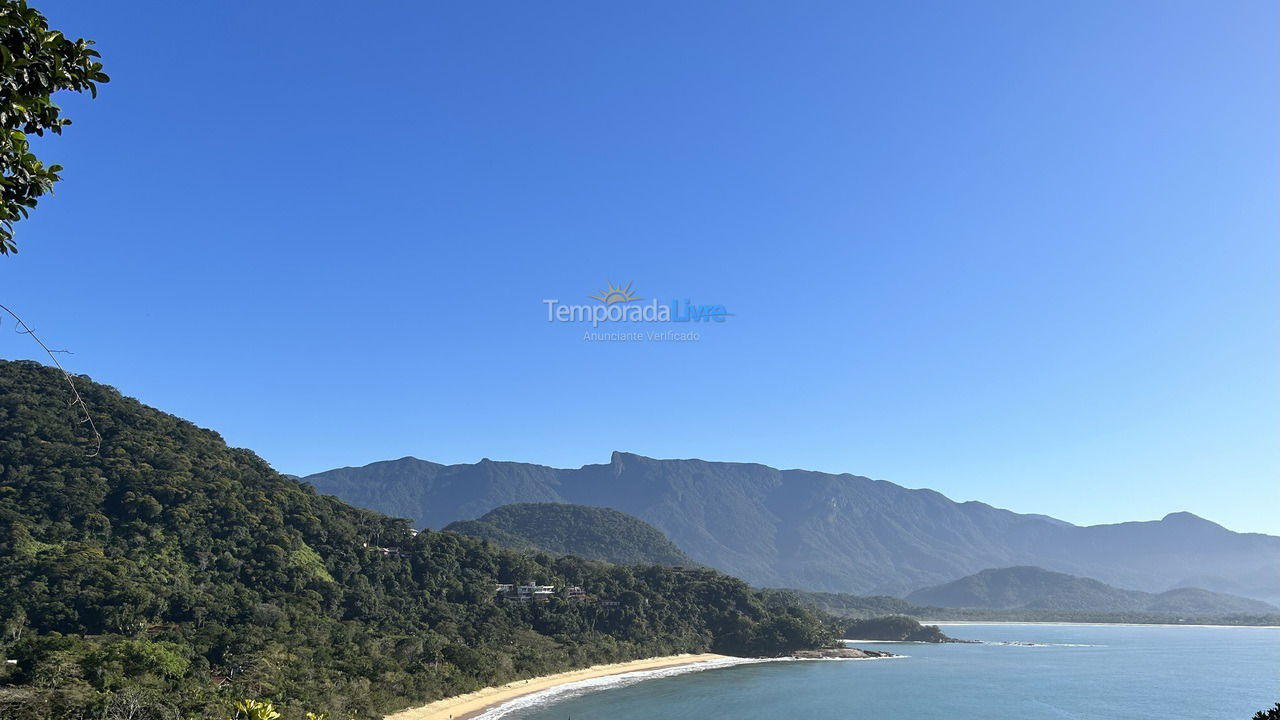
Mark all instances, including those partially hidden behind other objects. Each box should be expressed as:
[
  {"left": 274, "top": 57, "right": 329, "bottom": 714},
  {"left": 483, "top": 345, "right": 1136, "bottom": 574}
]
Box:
[{"left": 0, "top": 0, "right": 109, "bottom": 254}]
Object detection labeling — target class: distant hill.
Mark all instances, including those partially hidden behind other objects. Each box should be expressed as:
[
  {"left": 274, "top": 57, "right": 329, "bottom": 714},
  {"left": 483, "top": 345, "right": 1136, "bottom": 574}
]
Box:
[
  {"left": 303, "top": 454, "right": 1280, "bottom": 603},
  {"left": 905, "top": 566, "right": 1279, "bottom": 614},
  {"left": 445, "top": 503, "right": 693, "bottom": 566}
]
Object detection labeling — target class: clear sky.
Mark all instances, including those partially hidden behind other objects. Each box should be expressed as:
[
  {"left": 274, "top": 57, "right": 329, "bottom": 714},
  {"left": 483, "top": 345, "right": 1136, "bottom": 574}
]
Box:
[{"left": 2, "top": 1, "right": 1276, "bottom": 533}]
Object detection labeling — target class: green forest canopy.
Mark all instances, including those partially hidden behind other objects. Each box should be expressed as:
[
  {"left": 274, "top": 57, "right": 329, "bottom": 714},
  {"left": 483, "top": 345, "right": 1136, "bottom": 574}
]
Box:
[
  {"left": 0, "top": 360, "right": 834, "bottom": 720},
  {"left": 445, "top": 503, "right": 694, "bottom": 566}
]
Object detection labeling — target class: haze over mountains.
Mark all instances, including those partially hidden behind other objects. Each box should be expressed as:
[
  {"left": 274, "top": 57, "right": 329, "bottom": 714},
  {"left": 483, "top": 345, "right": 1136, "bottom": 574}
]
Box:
[
  {"left": 442, "top": 509, "right": 1276, "bottom": 618},
  {"left": 304, "top": 453, "right": 1280, "bottom": 603},
  {"left": 906, "top": 566, "right": 1278, "bottom": 614}
]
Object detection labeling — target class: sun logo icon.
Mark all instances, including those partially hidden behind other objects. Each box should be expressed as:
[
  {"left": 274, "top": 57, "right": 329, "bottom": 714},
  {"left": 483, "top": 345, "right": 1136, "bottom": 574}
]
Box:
[{"left": 589, "top": 281, "right": 642, "bottom": 305}]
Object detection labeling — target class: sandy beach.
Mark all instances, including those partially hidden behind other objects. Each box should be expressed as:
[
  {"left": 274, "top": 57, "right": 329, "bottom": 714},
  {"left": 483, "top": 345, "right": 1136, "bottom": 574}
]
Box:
[{"left": 384, "top": 653, "right": 729, "bottom": 720}]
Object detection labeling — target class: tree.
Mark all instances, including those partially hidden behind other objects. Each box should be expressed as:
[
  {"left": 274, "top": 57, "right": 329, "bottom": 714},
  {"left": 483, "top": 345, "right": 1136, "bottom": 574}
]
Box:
[
  {"left": 235, "top": 699, "right": 282, "bottom": 720},
  {"left": 1253, "top": 703, "right": 1280, "bottom": 720},
  {"left": 0, "top": 0, "right": 108, "bottom": 255}
]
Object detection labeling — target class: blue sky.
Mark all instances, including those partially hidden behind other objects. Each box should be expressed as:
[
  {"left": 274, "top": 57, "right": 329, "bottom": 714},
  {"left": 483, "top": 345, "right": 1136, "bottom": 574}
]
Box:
[{"left": 2, "top": 1, "right": 1276, "bottom": 533}]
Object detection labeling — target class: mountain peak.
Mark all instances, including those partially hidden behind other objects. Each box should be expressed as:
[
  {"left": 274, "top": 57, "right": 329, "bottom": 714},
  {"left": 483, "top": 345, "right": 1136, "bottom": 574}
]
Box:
[
  {"left": 377, "top": 455, "right": 440, "bottom": 469},
  {"left": 610, "top": 450, "right": 649, "bottom": 472},
  {"left": 1160, "top": 511, "right": 1223, "bottom": 529}
]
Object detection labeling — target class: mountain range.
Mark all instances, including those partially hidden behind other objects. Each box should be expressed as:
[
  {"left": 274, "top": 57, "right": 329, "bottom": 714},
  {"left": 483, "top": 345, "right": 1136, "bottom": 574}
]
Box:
[
  {"left": 303, "top": 453, "right": 1280, "bottom": 603},
  {"left": 442, "top": 503, "right": 1275, "bottom": 619},
  {"left": 905, "top": 566, "right": 1279, "bottom": 613}
]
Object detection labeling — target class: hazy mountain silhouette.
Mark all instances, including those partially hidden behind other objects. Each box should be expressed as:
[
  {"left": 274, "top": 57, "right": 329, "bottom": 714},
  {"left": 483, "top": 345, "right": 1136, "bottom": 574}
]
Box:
[
  {"left": 304, "top": 452, "right": 1280, "bottom": 602},
  {"left": 905, "top": 566, "right": 1278, "bottom": 613}
]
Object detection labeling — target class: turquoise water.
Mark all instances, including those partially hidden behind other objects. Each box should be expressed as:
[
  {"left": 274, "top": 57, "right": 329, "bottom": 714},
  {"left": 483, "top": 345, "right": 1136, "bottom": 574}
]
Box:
[{"left": 483, "top": 624, "right": 1280, "bottom": 719}]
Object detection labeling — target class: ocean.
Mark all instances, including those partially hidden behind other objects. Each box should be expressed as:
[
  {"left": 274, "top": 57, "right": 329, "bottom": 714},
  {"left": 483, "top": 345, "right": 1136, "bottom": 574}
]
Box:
[{"left": 474, "top": 623, "right": 1280, "bottom": 719}]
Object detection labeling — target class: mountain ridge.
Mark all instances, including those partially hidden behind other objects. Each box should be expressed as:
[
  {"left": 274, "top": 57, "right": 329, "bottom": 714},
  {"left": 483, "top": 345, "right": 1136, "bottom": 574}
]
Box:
[
  {"left": 304, "top": 453, "right": 1280, "bottom": 603},
  {"left": 905, "top": 566, "right": 1278, "bottom": 613}
]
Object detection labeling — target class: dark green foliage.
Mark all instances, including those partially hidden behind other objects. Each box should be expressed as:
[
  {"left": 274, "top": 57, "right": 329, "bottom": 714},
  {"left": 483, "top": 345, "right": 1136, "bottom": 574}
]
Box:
[
  {"left": 1253, "top": 703, "right": 1280, "bottom": 720},
  {"left": 445, "top": 504, "right": 693, "bottom": 566},
  {"left": 838, "top": 616, "right": 953, "bottom": 643},
  {"left": 761, "top": 588, "right": 920, "bottom": 619},
  {"left": 0, "top": 1, "right": 108, "bottom": 254},
  {"left": 0, "top": 360, "right": 832, "bottom": 720}
]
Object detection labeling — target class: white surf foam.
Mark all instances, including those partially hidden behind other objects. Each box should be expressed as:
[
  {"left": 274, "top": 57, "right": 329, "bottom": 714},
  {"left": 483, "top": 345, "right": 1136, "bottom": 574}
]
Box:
[
  {"left": 468, "top": 657, "right": 773, "bottom": 720},
  {"left": 840, "top": 638, "right": 929, "bottom": 644}
]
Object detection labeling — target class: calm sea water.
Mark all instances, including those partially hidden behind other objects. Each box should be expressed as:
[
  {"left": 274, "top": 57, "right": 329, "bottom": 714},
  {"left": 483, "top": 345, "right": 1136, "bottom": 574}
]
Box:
[{"left": 479, "top": 624, "right": 1280, "bottom": 720}]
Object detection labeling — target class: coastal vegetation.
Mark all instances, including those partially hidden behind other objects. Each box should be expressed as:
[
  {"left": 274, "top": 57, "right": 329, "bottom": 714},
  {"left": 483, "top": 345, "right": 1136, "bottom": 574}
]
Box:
[
  {"left": 445, "top": 503, "right": 693, "bottom": 566},
  {"left": 0, "top": 360, "right": 833, "bottom": 720},
  {"left": 763, "top": 589, "right": 919, "bottom": 619},
  {"left": 766, "top": 587, "right": 1280, "bottom": 627},
  {"left": 838, "top": 616, "right": 955, "bottom": 643}
]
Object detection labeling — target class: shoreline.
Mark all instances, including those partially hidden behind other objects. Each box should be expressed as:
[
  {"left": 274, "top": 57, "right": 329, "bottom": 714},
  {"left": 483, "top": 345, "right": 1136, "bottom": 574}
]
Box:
[
  {"left": 927, "top": 620, "right": 1280, "bottom": 629},
  {"left": 383, "top": 653, "right": 730, "bottom": 720}
]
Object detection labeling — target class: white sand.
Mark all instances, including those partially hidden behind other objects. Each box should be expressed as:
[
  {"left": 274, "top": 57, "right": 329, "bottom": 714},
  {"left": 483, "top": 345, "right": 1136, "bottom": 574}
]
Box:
[{"left": 384, "top": 653, "right": 730, "bottom": 720}]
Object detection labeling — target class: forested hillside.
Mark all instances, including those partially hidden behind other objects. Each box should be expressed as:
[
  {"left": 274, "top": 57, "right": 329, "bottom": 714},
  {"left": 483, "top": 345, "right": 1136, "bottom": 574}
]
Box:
[
  {"left": 0, "top": 361, "right": 831, "bottom": 720},
  {"left": 445, "top": 503, "right": 693, "bottom": 566}
]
